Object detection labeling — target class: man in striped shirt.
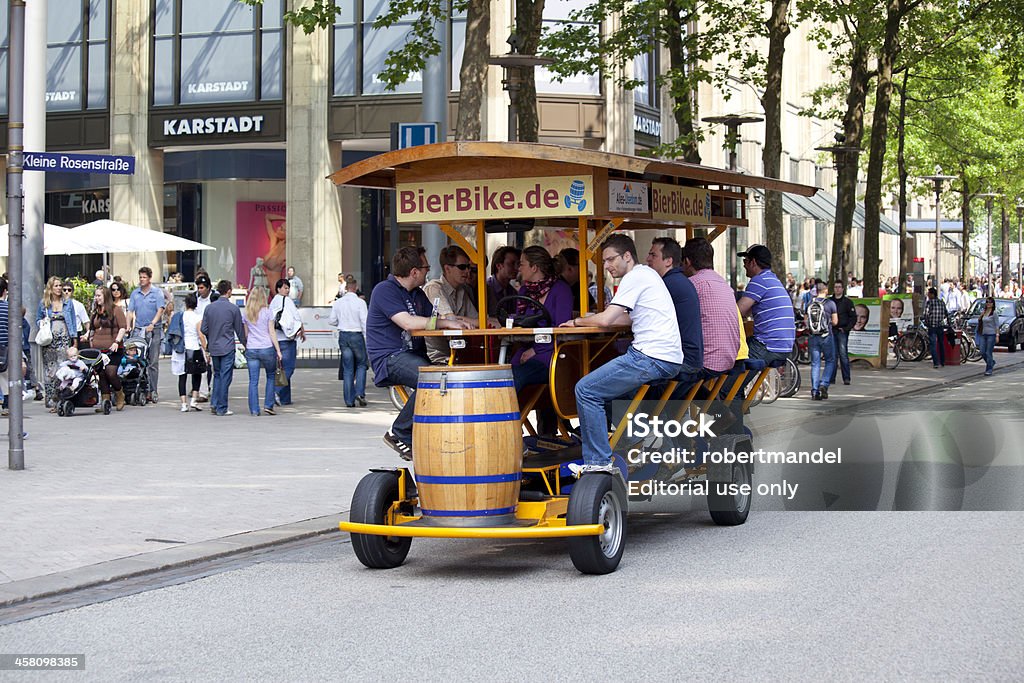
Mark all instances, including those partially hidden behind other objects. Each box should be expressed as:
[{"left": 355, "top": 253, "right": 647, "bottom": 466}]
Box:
[{"left": 737, "top": 244, "right": 795, "bottom": 366}]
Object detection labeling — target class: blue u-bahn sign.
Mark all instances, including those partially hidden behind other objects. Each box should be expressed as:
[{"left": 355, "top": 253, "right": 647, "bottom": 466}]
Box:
[{"left": 23, "top": 151, "right": 136, "bottom": 175}]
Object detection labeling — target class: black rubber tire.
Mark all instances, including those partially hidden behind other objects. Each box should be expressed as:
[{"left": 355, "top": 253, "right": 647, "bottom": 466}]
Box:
[
  {"left": 56, "top": 403, "right": 65, "bottom": 417},
  {"left": 898, "top": 333, "right": 926, "bottom": 362},
  {"left": 349, "top": 472, "right": 412, "bottom": 569},
  {"left": 708, "top": 456, "right": 753, "bottom": 526},
  {"left": 777, "top": 357, "right": 802, "bottom": 398},
  {"left": 103, "top": 400, "right": 112, "bottom": 415},
  {"left": 65, "top": 403, "right": 75, "bottom": 417},
  {"left": 567, "top": 473, "right": 627, "bottom": 575}
]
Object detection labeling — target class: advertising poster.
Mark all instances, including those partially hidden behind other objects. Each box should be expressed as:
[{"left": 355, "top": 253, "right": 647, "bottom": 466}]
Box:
[
  {"left": 883, "top": 294, "right": 914, "bottom": 332},
  {"left": 848, "top": 297, "right": 884, "bottom": 357},
  {"left": 236, "top": 201, "right": 287, "bottom": 288}
]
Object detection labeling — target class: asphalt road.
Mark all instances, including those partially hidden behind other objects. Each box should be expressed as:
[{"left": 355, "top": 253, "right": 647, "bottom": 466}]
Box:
[{"left": 2, "top": 374, "right": 1023, "bottom": 680}]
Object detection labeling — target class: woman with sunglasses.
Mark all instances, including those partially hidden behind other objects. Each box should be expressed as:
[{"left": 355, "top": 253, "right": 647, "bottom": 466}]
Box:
[
  {"left": 976, "top": 296, "right": 998, "bottom": 376},
  {"left": 109, "top": 281, "right": 132, "bottom": 328},
  {"left": 36, "top": 276, "right": 78, "bottom": 410}
]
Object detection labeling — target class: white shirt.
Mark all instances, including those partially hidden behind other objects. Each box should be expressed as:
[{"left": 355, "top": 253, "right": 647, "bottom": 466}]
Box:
[
  {"left": 609, "top": 264, "right": 683, "bottom": 364},
  {"left": 847, "top": 285, "right": 863, "bottom": 297},
  {"left": 70, "top": 299, "right": 88, "bottom": 333},
  {"left": 182, "top": 310, "right": 202, "bottom": 351},
  {"left": 196, "top": 293, "right": 211, "bottom": 316},
  {"left": 269, "top": 293, "right": 303, "bottom": 341},
  {"left": 329, "top": 291, "right": 367, "bottom": 334}
]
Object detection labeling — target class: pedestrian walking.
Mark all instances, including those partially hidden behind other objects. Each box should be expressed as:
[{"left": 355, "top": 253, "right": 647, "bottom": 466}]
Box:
[
  {"left": 200, "top": 280, "right": 247, "bottom": 416},
  {"left": 829, "top": 281, "right": 855, "bottom": 385},
  {"left": 173, "top": 293, "right": 209, "bottom": 412},
  {"left": 243, "top": 287, "right": 282, "bottom": 416},
  {"left": 329, "top": 277, "right": 368, "bottom": 408},
  {"left": 127, "top": 267, "right": 166, "bottom": 403},
  {"left": 805, "top": 282, "right": 838, "bottom": 400},
  {"left": 976, "top": 296, "right": 998, "bottom": 376},
  {"left": 87, "top": 285, "right": 128, "bottom": 411},
  {"left": 269, "top": 278, "right": 305, "bottom": 406},
  {"left": 924, "top": 287, "right": 949, "bottom": 368}
]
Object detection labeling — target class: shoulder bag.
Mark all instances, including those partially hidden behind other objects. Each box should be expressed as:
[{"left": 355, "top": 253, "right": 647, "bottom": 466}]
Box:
[
  {"left": 35, "top": 316, "right": 53, "bottom": 346},
  {"left": 274, "top": 360, "right": 289, "bottom": 387}
]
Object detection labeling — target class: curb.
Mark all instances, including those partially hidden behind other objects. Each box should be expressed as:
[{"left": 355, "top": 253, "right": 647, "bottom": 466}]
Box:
[{"left": 0, "top": 513, "right": 346, "bottom": 609}]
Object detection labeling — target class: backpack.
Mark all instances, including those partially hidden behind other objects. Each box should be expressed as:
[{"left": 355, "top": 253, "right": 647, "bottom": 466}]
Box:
[{"left": 807, "top": 299, "right": 830, "bottom": 336}]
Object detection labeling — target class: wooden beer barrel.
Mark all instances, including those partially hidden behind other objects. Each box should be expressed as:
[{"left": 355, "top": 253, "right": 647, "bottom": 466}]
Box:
[{"left": 412, "top": 364, "right": 523, "bottom": 526}]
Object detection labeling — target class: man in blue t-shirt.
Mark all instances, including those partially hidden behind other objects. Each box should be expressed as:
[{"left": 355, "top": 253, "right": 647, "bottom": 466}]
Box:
[
  {"left": 646, "top": 237, "right": 703, "bottom": 386},
  {"left": 738, "top": 244, "right": 795, "bottom": 364},
  {"left": 366, "top": 246, "right": 472, "bottom": 460}
]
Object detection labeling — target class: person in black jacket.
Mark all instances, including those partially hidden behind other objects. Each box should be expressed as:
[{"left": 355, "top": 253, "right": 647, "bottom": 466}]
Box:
[{"left": 829, "top": 281, "right": 856, "bottom": 385}]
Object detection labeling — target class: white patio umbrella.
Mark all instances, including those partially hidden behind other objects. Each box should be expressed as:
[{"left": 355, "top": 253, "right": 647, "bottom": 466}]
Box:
[
  {"left": 71, "top": 219, "right": 216, "bottom": 253},
  {"left": 0, "top": 223, "right": 110, "bottom": 256}
]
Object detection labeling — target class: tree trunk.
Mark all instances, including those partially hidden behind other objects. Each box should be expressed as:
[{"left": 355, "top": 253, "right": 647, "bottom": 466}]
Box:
[
  {"left": 960, "top": 169, "right": 971, "bottom": 284},
  {"left": 896, "top": 70, "right": 909, "bottom": 290},
  {"left": 666, "top": 3, "right": 701, "bottom": 163},
  {"left": 862, "top": 0, "right": 901, "bottom": 298},
  {"left": 454, "top": 0, "right": 490, "bottom": 141},
  {"left": 515, "top": 0, "right": 545, "bottom": 143},
  {"left": 761, "top": 0, "right": 790, "bottom": 274},
  {"left": 1002, "top": 205, "right": 1010, "bottom": 291},
  {"left": 829, "top": 42, "right": 870, "bottom": 288}
]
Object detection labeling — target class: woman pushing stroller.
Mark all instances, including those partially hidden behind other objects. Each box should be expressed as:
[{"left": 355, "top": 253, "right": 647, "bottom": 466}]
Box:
[{"left": 86, "top": 285, "right": 128, "bottom": 410}]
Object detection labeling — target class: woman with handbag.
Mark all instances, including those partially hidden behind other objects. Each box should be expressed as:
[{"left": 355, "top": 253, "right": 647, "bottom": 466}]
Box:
[
  {"left": 36, "top": 276, "right": 78, "bottom": 411},
  {"left": 242, "top": 286, "right": 282, "bottom": 416},
  {"left": 87, "top": 286, "right": 128, "bottom": 410},
  {"left": 174, "top": 293, "right": 208, "bottom": 412}
]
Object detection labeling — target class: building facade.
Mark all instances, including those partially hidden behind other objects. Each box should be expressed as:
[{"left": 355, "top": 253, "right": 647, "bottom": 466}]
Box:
[{"left": 0, "top": 0, "right": 900, "bottom": 298}]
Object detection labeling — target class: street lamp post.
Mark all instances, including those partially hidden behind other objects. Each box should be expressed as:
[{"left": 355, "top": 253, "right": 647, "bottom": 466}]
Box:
[
  {"left": 920, "top": 173, "right": 956, "bottom": 287},
  {"left": 488, "top": 34, "right": 554, "bottom": 144},
  {"left": 976, "top": 192, "right": 1000, "bottom": 293},
  {"left": 816, "top": 137, "right": 861, "bottom": 286},
  {"left": 703, "top": 114, "right": 763, "bottom": 289}
]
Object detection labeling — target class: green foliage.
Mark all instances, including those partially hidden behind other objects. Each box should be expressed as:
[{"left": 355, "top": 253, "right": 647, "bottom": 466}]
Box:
[
  {"left": 65, "top": 277, "right": 96, "bottom": 309},
  {"left": 539, "top": 0, "right": 763, "bottom": 159}
]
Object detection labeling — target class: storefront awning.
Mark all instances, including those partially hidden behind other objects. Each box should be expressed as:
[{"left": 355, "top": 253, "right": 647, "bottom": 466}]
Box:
[{"left": 753, "top": 189, "right": 899, "bottom": 235}]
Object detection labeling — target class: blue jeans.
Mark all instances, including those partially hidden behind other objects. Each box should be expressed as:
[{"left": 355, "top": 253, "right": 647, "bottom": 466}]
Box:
[
  {"left": 275, "top": 339, "right": 297, "bottom": 404},
  {"left": 211, "top": 353, "right": 234, "bottom": 415},
  {"left": 829, "top": 329, "right": 850, "bottom": 383},
  {"left": 976, "top": 333, "right": 996, "bottom": 373},
  {"left": 338, "top": 332, "right": 368, "bottom": 406},
  {"left": 385, "top": 351, "right": 431, "bottom": 444},
  {"left": 575, "top": 346, "right": 681, "bottom": 466},
  {"left": 512, "top": 357, "right": 550, "bottom": 393},
  {"left": 809, "top": 334, "right": 836, "bottom": 391},
  {"left": 928, "top": 327, "right": 945, "bottom": 366},
  {"left": 246, "top": 347, "right": 277, "bottom": 415}
]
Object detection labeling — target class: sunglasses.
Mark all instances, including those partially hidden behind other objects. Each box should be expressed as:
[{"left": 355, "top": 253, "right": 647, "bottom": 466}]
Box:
[
  {"left": 450, "top": 263, "right": 472, "bottom": 271},
  {"left": 62, "top": 287, "right": 73, "bottom": 292}
]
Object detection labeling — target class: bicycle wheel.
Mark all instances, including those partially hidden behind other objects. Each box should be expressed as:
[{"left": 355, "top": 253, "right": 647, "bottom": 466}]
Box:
[
  {"left": 778, "top": 358, "right": 802, "bottom": 397},
  {"left": 760, "top": 368, "right": 780, "bottom": 404},
  {"left": 898, "top": 333, "right": 926, "bottom": 362},
  {"left": 965, "top": 335, "right": 982, "bottom": 362},
  {"left": 886, "top": 339, "right": 901, "bottom": 369}
]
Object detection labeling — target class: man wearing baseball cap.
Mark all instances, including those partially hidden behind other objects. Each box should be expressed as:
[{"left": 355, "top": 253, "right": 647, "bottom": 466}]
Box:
[{"left": 737, "top": 244, "right": 795, "bottom": 371}]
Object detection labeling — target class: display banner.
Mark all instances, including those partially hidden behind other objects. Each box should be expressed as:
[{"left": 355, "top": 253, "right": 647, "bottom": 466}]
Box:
[
  {"left": 608, "top": 180, "right": 649, "bottom": 213},
  {"left": 650, "top": 183, "right": 712, "bottom": 223},
  {"left": 883, "top": 294, "right": 914, "bottom": 332},
  {"left": 848, "top": 297, "right": 886, "bottom": 358},
  {"left": 396, "top": 176, "right": 594, "bottom": 222},
  {"left": 236, "top": 201, "right": 287, "bottom": 287}
]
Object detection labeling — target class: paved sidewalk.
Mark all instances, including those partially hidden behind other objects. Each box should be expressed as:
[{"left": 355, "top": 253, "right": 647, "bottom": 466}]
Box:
[{"left": 1, "top": 351, "right": 1021, "bottom": 606}]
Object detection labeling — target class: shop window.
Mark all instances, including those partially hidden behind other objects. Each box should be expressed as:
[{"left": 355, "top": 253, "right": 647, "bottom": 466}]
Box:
[
  {"left": 0, "top": 0, "right": 110, "bottom": 114},
  {"left": 153, "top": 0, "right": 283, "bottom": 106},
  {"left": 633, "top": 46, "right": 658, "bottom": 108},
  {"left": 333, "top": 2, "right": 464, "bottom": 97}
]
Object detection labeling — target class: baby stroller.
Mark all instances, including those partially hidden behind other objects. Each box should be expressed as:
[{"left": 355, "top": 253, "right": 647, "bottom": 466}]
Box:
[
  {"left": 55, "top": 348, "right": 111, "bottom": 416},
  {"left": 119, "top": 336, "right": 152, "bottom": 406}
]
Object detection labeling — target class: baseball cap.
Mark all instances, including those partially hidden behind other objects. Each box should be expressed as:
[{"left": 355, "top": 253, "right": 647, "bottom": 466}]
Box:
[{"left": 738, "top": 244, "right": 772, "bottom": 267}]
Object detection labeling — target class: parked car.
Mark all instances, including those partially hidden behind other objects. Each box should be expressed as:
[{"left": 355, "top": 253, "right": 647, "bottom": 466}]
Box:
[{"left": 964, "top": 298, "right": 1024, "bottom": 351}]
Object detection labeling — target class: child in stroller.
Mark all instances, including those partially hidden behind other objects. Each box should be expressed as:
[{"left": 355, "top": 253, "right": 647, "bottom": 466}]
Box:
[
  {"left": 54, "top": 347, "right": 111, "bottom": 416},
  {"left": 118, "top": 337, "right": 151, "bottom": 406}
]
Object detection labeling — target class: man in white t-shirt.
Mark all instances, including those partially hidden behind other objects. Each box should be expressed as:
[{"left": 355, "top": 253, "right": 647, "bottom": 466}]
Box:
[{"left": 560, "top": 234, "right": 683, "bottom": 473}]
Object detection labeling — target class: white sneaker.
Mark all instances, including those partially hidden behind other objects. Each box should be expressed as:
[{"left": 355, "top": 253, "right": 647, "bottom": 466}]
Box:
[
  {"left": 180, "top": 403, "right": 189, "bottom": 412},
  {"left": 190, "top": 398, "right": 201, "bottom": 411},
  {"left": 568, "top": 462, "right": 618, "bottom": 478}
]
